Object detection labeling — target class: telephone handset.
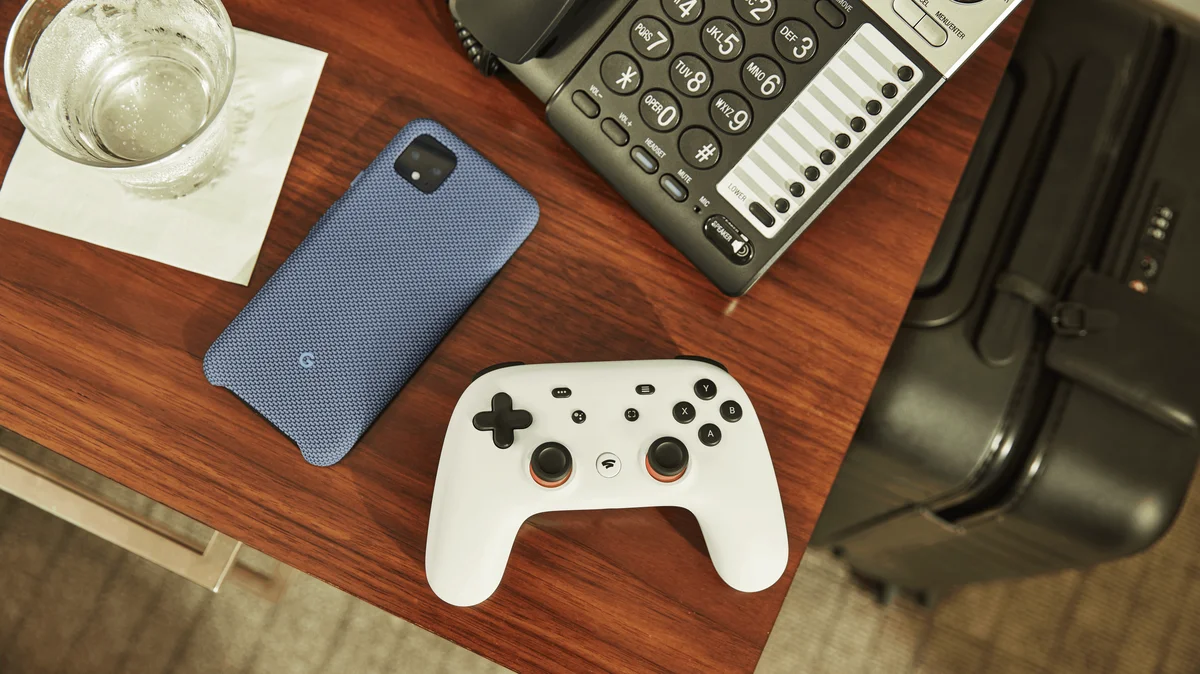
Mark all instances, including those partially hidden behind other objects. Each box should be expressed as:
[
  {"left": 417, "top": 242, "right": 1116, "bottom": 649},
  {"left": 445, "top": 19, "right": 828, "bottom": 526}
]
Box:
[{"left": 453, "top": 0, "right": 1025, "bottom": 296}]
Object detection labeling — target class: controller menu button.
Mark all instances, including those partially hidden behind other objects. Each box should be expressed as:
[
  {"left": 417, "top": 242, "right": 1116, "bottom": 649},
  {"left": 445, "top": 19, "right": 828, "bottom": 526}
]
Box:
[
  {"left": 720, "top": 400, "right": 743, "bottom": 423},
  {"left": 647, "top": 437, "right": 689, "bottom": 482},
  {"left": 672, "top": 401, "right": 696, "bottom": 424},
  {"left": 552, "top": 387, "right": 572, "bottom": 398},
  {"left": 636, "top": 384, "right": 656, "bottom": 395},
  {"left": 699, "top": 423, "right": 722, "bottom": 446},
  {"left": 472, "top": 392, "right": 533, "bottom": 449},
  {"left": 531, "top": 442, "right": 573, "bottom": 488}
]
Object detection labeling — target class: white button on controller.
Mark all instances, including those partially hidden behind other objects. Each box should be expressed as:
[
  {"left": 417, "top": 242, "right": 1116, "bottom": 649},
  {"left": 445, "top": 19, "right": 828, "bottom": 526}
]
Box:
[{"left": 596, "top": 452, "right": 621, "bottom": 478}]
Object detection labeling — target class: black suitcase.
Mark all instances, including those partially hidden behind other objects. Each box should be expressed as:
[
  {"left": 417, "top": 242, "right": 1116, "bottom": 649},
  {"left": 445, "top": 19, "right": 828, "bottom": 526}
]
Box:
[{"left": 811, "top": 0, "right": 1200, "bottom": 599}]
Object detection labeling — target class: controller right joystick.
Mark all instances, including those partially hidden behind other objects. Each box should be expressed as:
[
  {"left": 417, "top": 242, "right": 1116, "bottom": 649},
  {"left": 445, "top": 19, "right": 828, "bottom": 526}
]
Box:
[{"left": 647, "top": 437, "right": 689, "bottom": 482}]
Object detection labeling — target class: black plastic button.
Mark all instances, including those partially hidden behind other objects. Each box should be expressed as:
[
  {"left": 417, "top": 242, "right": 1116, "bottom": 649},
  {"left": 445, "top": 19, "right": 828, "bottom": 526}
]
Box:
[
  {"left": 680, "top": 127, "right": 721, "bottom": 170},
  {"left": 805, "top": 166, "right": 821, "bottom": 181},
  {"left": 775, "top": 20, "right": 818, "bottom": 64},
  {"left": 790, "top": 182, "right": 806, "bottom": 198},
  {"left": 702, "top": 18, "right": 744, "bottom": 61},
  {"left": 850, "top": 116, "right": 867, "bottom": 132},
  {"left": 835, "top": 133, "right": 851, "bottom": 149},
  {"left": 866, "top": 100, "right": 883, "bottom": 116},
  {"left": 647, "top": 437, "right": 689, "bottom": 481},
  {"left": 775, "top": 198, "right": 790, "bottom": 214},
  {"left": 733, "top": 0, "right": 775, "bottom": 24},
  {"left": 703, "top": 215, "right": 754, "bottom": 265},
  {"left": 670, "top": 54, "right": 713, "bottom": 97},
  {"left": 710, "top": 91, "right": 754, "bottom": 135},
  {"left": 882, "top": 82, "right": 899, "bottom": 99},
  {"left": 631, "top": 146, "right": 659, "bottom": 174},
  {"left": 815, "top": 0, "right": 846, "bottom": 28},
  {"left": 631, "top": 16, "right": 673, "bottom": 60},
  {"left": 720, "top": 400, "right": 743, "bottom": 422},
  {"left": 673, "top": 401, "right": 696, "bottom": 424},
  {"left": 602, "top": 118, "right": 629, "bottom": 146},
  {"left": 694, "top": 379, "right": 717, "bottom": 400},
  {"left": 662, "top": 0, "right": 704, "bottom": 24},
  {"left": 660, "top": 174, "right": 688, "bottom": 202},
  {"left": 749, "top": 202, "right": 776, "bottom": 228},
  {"left": 472, "top": 392, "right": 533, "bottom": 449},
  {"left": 571, "top": 410, "right": 586, "bottom": 424},
  {"left": 552, "top": 387, "right": 571, "bottom": 398},
  {"left": 742, "top": 56, "right": 785, "bottom": 99},
  {"left": 898, "top": 65, "right": 914, "bottom": 82},
  {"left": 820, "top": 149, "right": 835, "bottom": 165},
  {"left": 601, "top": 52, "right": 642, "bottom": 95},
  {"left": 699, "top": 423, "right": 722, "bottom": 446},
  {"left": 641, "top": 89, "right": 682, "bottom": 132},
  {"left": 531, "top": 442, "right": 572, "bottom": 487},
  {"left": 571, "top": 90, "right": 599, "bottom": 118},
  {"left": 636, "top": 384, "right": 656, "bottom": 395},
  {"left": 625, "top": 408, "right": 640, "bottom": 421}
]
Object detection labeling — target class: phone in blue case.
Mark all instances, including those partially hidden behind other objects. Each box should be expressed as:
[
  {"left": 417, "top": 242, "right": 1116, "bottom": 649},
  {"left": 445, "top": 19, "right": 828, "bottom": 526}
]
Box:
[{"left": 204, "top": 119, "right": 539, "bottom": 466}]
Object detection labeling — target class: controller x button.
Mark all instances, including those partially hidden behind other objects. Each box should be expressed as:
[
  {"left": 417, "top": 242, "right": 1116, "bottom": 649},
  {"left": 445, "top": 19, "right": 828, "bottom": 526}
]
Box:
[{"left": 472, "top": 392, "right": 533, "bottom": 449}]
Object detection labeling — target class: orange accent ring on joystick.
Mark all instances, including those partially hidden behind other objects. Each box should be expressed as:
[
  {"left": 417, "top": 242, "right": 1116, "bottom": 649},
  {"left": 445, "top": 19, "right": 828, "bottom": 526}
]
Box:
[
  {"left": 531, "top": 463, "right": 572, "bottom": 488},
  {"left": 646, "top": 454, "right": 686, "bottom": 483},
  {"left": 530, "top": 442, "right": 573, "bottom": 488}
]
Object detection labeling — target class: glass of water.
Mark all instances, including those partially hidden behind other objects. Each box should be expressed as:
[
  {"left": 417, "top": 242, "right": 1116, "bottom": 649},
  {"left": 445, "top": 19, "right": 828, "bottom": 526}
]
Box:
[{"left": 5, "top": 0, "right": 235, "bottom": 197}]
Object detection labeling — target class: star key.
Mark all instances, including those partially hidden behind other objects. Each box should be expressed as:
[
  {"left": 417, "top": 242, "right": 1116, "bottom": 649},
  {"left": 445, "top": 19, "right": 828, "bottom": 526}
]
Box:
[{"left": 472, "top": 392, "right": 533, "bottom": 449}]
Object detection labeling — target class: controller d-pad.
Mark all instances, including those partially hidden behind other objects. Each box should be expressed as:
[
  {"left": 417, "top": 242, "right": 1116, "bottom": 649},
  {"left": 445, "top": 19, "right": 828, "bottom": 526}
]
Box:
[{"left": 472, "top": 392, "right": 533, "bottom": 449}]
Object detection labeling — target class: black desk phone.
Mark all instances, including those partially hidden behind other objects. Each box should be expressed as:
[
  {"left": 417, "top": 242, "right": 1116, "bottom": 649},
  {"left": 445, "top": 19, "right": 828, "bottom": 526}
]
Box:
[{"left": 452, "top": 0, "right": 1023, "bottom": 295}]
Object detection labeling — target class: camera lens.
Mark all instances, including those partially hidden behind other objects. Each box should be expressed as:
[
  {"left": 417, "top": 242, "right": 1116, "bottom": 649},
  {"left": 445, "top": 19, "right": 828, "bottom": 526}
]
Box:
[
  {"left": 411, "top": 151, "right": 422, "bottom": 160},
  {"left": 432, "top": 168, "right": 442, "bottom": 176}
]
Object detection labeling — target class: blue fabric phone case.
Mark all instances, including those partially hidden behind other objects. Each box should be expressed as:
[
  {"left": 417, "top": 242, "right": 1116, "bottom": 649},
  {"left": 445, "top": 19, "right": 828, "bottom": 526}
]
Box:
[{"left": 203, "top": 119, "right": 539, "bottom": 466}]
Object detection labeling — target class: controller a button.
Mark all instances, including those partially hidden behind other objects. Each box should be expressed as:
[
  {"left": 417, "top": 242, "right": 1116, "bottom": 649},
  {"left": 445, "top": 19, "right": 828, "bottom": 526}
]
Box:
[
  {"left": 699, "top": 423, "right": 722, "bottom": 446},
  {"left": 672, "top": 401, "right": 696, "bottom": 424},
  {"left": 531, "top": 442, "right": 573, "bottom": 487},
  {"left": 720, "top": 400, "right": 743, "bottom": 423},
  {"left": 694, "top": 378, "right": 717, "bottom": 400},
  {"left": 625, "top": 408, "right": 640, "bottom": 422},
  {"left": 647, "top": 437, "right": 689, "bottom": 482},
  {"left": 472, "top": 392, "right": 533, "bottom": 449}
]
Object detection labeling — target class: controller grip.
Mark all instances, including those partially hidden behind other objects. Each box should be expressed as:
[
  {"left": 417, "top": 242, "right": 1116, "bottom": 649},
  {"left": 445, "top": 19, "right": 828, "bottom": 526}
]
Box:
[
  {"left": 691, "top": 497, "right": 788, "bottom": 592},
  {"left": 426, "top": 501, "right": 525, "bottom": 607}
]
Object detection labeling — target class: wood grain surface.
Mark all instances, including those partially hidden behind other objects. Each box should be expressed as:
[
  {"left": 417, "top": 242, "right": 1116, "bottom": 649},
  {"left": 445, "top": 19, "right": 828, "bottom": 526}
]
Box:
[{"left": 0, "top": 1, "right": 1024, "bottom": 672}]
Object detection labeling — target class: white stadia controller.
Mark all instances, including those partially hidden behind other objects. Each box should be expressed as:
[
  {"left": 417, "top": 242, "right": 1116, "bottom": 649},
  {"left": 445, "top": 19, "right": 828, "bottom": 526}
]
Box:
[{"left": 425, "top": 358, "right": 789, "bottom": 607}]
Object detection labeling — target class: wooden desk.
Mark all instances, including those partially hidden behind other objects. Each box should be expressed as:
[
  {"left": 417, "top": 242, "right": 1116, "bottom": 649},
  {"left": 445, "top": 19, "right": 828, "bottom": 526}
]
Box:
[{"left": 0, "top": 2, "right": 1023, "bottom": 671}]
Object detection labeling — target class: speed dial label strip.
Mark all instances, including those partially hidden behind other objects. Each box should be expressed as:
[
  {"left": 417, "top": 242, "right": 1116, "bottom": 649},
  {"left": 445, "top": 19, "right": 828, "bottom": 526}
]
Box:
[{"left": 717, "top": 23, "right": 924, "bottom": 239}]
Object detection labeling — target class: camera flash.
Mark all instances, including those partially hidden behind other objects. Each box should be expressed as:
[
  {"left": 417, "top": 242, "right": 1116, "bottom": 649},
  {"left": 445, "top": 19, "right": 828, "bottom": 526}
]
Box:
[{"left": 411, "top": 171, "right": 421, "bottom": 181}]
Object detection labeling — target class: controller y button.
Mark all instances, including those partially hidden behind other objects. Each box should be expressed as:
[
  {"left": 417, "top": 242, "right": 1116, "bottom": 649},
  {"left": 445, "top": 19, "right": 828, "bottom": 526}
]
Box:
[
  {"left": 531, "top": 442, "right": 573, "bottom": 488},
  {"left": 647, "top": 437, "right": 689, "bottom": 482}
]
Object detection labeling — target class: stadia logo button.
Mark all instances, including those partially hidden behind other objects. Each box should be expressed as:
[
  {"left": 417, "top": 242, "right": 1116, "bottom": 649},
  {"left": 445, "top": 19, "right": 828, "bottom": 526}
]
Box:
[{"left": 298, "top": 352, "right": 316, "bottom": 369}]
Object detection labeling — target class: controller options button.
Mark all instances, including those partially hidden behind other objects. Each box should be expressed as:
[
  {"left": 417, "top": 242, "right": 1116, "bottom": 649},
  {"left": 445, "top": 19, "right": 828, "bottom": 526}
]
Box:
[
  {"left": 601, "top": 52, "right": 642, "bottom": 95},
  {"left": 472, "top": 392, "right": 534, "bottom": 449},
  {"left": 625, "top": 408, "right": 640, "bottom": 422},
  {"left": 673, "top": 401, "right": 696, "bottom": 424},
  {"left": 774, "top": 20, "right": 818, "bottom": 64},
  {"left": 531, "top": 442, "right": 573, "bottom": 488},
  {"left": 552, "top": 387, "right": 572, "bottom": 398},
  {"left": 703, "top": 215, "right": 754, "bottom": 265},
  {"left": 699, "top": 423, "right": 722, "bottom": 446},
  {"left": 647, "top": 437, "right": 689, "bottom": 482},
  {"left": 720, "top": 399, "right": 744, "bottom": 422},
  {"left": 680, "top": 127, "right": 721, "bottom": 170},
  {"left": 636, "top": 384, "right": 656, "bottom": 395},
  {"left": 596, "top": 452, "right": 622, "bottom": 478},
  {"left": 694, "top": 378, "right": 717, "bottom": 400},
  {"left": 701, "top": 18, "right": 744, "bottom": 62},
  {"left": 571, "top": 90, "right": 600, "bottom": 119},
  {"left": 631, "top": 16, "right": 674, "bottom": 60}
]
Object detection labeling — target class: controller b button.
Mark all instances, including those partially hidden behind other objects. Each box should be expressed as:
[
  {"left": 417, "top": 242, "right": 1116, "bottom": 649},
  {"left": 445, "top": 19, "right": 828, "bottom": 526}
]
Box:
[
  {"left": 531, "top": 442, "right": 573, "bottom": 488},
  {"left": 647, "top": 437, "right": 689, "bottom": 482}
]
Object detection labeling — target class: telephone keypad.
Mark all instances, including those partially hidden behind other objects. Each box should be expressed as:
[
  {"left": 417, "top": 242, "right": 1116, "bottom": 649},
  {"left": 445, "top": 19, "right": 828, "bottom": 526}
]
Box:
[
  {"left": 701, "top": 18, "right": 745, "bottom": 61},
  {"left": 670, "top": 54, "right": 713, "bottom": 97},
  {"left": 601, "top": 52, "right": 643, "bottom": 95},
  {"left": 662, "top": 0, "right": 704, "bottom": 24},
  {"left": 679, "top": 127, "right": 722, "bottom": 169},
  {"left": 733, "top": 0, "right": 776, "bottom": 25},
  {"left": 641, "top": 89, "right": 683, "bottom": 132},
  {"left": 632, "top": 17, "right": 674, "bottom": 59}
]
